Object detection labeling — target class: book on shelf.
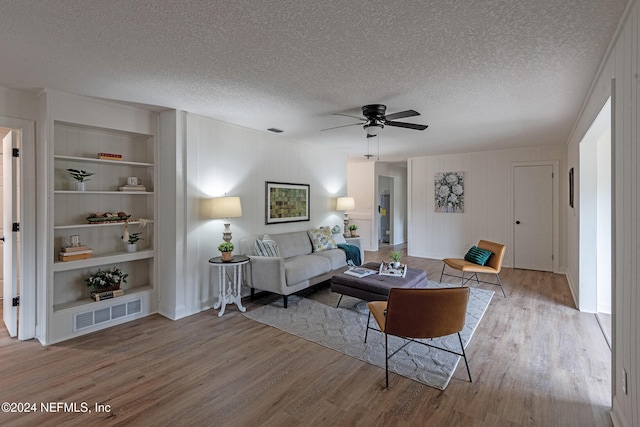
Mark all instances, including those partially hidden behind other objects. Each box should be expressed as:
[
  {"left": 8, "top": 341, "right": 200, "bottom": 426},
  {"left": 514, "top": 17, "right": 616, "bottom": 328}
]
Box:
[
  {"left": 91, "top": 289, "right": 125, "bottom": 301},
  {"left": 119, "top": 185, "right": 147, "bottom": 191},
  {"left": 58, "top": 252, "right": 93, "bottom": 262},
  {"left": 98, "top": 152, "right": 122, "bottom": 161},
  {"left": 344, "top": 267, "right": 377, "bottom": 278},
  {"left": 61, "top": 245, "right": 92, "bottom": 253}
]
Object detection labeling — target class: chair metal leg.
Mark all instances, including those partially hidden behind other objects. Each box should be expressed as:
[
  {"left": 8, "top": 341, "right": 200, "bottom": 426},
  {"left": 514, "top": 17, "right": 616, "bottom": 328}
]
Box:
[
  {"left": 385, "top": 333, "right": 389, "bottom": 388},
  {"left": 496, "top": 274, "right": 506, "bottom": 298},
  {"left": 439, "top": 263, "right": 446, "bottom": 282},
  {"left": 461, "top": 271, "right": 465, "bottom": 287},
  {"left": 364, "top": 312, "right": 371, "bottom": 343},
  {"left": 458, "top": 332, "right": 472, "bottom": 382},
  {"left": 336, "top": 294, "right": 343, "bottom": 308}
]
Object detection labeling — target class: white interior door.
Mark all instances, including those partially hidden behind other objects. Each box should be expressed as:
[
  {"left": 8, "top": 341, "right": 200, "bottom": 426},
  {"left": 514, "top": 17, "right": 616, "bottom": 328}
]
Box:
[
  {"left": 2, "top": 130, "right": 18, "bottom": 337},
  {"left": 514, "top": 165, "right": 554, "bottom": 271}
]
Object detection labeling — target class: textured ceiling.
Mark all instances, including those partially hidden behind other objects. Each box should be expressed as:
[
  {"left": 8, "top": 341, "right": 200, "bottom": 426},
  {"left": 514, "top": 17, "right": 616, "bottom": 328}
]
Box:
[{"left": 0, "top": 0, "right": 628, "bottom": 161}]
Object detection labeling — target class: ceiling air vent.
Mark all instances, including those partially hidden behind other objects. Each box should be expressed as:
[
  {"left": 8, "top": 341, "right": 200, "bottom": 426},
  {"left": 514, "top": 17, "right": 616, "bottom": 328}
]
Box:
[{"left": 267, "top": 128, "right": 283, "bottom": 133}]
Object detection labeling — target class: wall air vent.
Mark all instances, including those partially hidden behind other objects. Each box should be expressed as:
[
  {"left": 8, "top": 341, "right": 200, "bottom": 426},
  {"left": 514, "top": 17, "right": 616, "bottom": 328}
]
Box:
[{"left": 73, "top": 297, "right": 142, "bottom": 332}]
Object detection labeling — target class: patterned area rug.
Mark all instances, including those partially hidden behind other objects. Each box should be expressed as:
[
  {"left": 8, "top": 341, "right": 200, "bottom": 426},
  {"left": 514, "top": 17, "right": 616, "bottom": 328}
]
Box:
[{"left": 244, "top": 282, "right": 493, "bottom": 390}]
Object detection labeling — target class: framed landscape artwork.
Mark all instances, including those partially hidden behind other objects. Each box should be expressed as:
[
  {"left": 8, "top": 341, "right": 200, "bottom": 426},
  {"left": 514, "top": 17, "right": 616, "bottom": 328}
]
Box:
[{"left": 265, "top": 181, "right": 310, "bottom": 224}]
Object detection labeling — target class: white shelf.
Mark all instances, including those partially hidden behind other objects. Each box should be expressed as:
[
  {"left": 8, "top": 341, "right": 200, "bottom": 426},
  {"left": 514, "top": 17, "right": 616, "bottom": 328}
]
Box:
[
  {"left": 53, "top": 285, "right": 153, "bottom": 312},
  {"left": 54, "top": 220, "right": 153, "bottom": 230},
  {"left": 53, "top": 249, "right": 155, "bottom": 272},
  {"left": 54, "top": 190, "right": 154, "bottom": 195},
  {"left": 54, "top": 155, "right": 153, "bottom": 167}
]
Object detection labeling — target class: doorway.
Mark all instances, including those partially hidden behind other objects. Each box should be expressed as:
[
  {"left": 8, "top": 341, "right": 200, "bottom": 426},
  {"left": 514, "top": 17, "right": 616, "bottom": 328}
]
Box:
[
  {"left": 378, "top": 176, "right": 393, "bottom": 246},
  {"left": 0, "top": 117, "right": 36, "bottom": 341},
  {"left": 578, "top": 97, "right": 612, "bottom": 344}
]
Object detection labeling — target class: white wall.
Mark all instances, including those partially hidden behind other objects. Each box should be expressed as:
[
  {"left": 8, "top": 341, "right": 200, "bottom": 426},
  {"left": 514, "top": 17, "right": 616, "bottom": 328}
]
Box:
[
  {"left": 566, "top": 1, "right": 639, "bottom": 424},
  {"left": 407, "top": 145, "right": 566, "bottom": 269},
  {"left": 175, "top": 113, "right": 347, "bottom": 317}
]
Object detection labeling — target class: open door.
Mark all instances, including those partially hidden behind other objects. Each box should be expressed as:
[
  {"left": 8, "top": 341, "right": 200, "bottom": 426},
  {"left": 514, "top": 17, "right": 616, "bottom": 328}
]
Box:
[{"left": 2, "top": 129, "right": 18, "bottom": 337}]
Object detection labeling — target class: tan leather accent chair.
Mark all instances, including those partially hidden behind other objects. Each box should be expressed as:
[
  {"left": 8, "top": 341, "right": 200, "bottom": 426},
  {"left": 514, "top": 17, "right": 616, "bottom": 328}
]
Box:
[
  {"left": 440, "top": 240, "right": 506, "bottom": 297},
  {"left": 365, "top": 287, "right": 472, "bottom": 387}
]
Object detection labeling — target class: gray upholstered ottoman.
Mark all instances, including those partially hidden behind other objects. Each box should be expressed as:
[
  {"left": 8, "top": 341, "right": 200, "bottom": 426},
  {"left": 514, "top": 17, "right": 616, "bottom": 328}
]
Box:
[{"left": 331, "top": 262, "right": 428, "bottom": 306}]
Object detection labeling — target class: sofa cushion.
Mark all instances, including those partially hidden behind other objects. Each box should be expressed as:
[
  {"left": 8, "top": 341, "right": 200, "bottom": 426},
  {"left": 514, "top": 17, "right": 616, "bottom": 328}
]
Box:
[
  {"left": 254, "top": 234, "right": 281, "bottom": 257},
  {"left": 307, "top": 226, "right": 337, "bottom": 253},
  {"left": 284, "top": 254, "right": 332, "bottom": 285},
  {"left": 311, "top": 248, "right": 348, "bottom": 270},
  {"left": 270, "top": 231, "right": 313, "bottom": 259}
]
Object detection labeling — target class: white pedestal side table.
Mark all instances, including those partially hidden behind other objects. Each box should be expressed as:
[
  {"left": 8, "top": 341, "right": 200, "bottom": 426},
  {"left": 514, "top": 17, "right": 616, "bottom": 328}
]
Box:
[{"left": 209, "top": 255, "right": 249, "bottom": 317}]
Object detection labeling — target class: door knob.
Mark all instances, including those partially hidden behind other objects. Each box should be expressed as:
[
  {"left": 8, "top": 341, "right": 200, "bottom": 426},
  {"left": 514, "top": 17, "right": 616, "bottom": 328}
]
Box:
[{"left": 515, "top": 221, "right": 521, "bottom": 225}]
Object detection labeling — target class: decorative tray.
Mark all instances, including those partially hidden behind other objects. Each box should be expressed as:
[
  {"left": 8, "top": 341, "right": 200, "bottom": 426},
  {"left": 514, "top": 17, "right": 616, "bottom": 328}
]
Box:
[
  {"left": 86, "top": 214, "right": 131, "bottom": 224},
  {"left": 378, "top": 262, "right": 407, "bottom": 278}
]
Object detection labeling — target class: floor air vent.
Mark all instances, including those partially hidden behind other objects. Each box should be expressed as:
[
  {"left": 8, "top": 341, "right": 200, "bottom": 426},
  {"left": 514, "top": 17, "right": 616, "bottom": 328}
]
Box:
[{"left": 74, "top": 297, "right": 142, "bottom": 332}]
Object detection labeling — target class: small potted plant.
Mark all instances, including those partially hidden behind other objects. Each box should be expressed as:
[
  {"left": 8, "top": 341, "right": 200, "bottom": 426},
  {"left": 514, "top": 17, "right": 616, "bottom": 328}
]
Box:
[
  {"left": 124, "top": 232, "right": 143, "bottom": 253},
  {"left": 86, "top": 267, "right": 128, "bottom": 291},
  {"left": 390, "top": 250, "right": 402, "bottom": 268},
  {"left": 67, "top": 168, "right": 95, "bottom": 191},
  {"left": 218, "top": 242, "right": 234, "bottom": 262},
  {"left": 348, "top": 224, "right": 358, "bottom": 237}
]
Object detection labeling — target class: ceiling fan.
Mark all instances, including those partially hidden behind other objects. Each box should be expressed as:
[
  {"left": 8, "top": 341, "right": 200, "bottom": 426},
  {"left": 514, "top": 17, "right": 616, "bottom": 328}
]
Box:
[{"left": 321, "top": 104, "right": 428, "bottom": 137}]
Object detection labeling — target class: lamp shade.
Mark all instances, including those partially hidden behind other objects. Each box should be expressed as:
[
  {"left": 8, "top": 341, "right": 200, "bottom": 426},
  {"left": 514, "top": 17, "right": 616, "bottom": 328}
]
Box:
[
  {"left": 211, "top": 196, "right": 243, "bottom": 219},
  {"left": 336, "top": 197, "right": 355, "bottom": 211}
]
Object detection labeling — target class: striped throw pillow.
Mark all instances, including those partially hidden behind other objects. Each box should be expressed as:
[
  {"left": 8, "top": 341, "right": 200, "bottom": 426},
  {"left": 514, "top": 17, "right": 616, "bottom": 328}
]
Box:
[
  {"left": 254, "top": 234, "right": 281, "bottom": 257},
  {"left": 464, "top": 246, "right": 493, "bottom": 266}
]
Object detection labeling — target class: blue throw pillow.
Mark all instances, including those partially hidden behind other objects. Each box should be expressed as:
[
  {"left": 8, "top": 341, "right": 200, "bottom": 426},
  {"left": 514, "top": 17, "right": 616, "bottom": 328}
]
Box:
[{"left": 464, "top": 246, "right": 493, "bottom": 266}]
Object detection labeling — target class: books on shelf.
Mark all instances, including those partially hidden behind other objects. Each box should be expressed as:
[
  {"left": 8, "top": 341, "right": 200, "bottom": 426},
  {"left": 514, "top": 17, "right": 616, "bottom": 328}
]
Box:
[
  {"left": 61, "top": 245, "right": 91, "bottom": 253},
  {"left": 91, "top": 289, "right": 125, "bottom": 301},
  {"left": 119, "top": 185, "right": 147, "bottom": 192},
  {"left": 58, "top": 249, "right": 93, "bottom": 262},
  {"left": 344, "top": 267, "right": 377, "bottom": 278},
  {"left": 98, "top": 152, "right": 122, "bottom": 161}
]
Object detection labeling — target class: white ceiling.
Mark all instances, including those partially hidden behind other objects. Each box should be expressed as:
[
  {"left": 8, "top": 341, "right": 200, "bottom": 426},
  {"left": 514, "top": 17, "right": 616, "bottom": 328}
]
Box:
[{"left": 0, "top": 1, "right": 628, "bottom": 161}]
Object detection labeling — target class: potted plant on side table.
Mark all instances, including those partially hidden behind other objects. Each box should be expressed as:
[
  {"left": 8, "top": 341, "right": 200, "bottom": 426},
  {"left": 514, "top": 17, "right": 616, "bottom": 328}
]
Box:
[
  {"left": 66, "top": 168, "right": 94, "bottom": 191},
  {"left": 218, "top": 242, "right": 234, "bottom": 262},
  {"left": 348, "top": 224, "right": 358, "bottom": 237}
]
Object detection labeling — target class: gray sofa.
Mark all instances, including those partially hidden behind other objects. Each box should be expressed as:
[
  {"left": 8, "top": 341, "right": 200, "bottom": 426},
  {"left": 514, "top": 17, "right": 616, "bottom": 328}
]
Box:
[{"left": 239, "top": 230, "right": 362, "bottom": 308}]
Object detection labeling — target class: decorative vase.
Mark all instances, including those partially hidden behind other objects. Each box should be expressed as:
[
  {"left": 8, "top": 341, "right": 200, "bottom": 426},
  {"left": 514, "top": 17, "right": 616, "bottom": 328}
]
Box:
[
  {"left": 75, "top": 181, "right": 86, "bottom": 191},
  {"left": 125, "top": 243, "right": 137, "bottom": 253},
  {"left": 393, "top": 261, "right": 401, "bottom": 268},
  {"left": 350, "top": 230, "right": 357, "bottom": 237},
  {"left": 221, "top": 251, "right": 233, "bottom": 262}
]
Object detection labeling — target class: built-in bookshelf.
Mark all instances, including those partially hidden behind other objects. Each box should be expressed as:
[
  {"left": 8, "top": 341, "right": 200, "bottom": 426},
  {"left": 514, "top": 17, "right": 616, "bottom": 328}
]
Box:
[{"left": 44, "top": 97, "right": 158, "bottom": 344}]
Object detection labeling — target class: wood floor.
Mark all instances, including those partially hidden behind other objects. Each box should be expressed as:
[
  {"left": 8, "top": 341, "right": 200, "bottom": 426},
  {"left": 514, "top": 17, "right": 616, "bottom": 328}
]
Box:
[{"left": 0, "top": 246, "right": 612, "bottom": 426}]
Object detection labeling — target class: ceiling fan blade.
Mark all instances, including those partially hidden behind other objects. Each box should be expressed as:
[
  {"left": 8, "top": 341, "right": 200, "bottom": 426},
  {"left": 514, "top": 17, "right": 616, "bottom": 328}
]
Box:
[
  {"left": 333, "top": 113, "right": 366, "bottom": 121},
  {"left": 386, "top": 121, "right": 428, "bottom": 130},
  {"left": 320, "top": 122, "right": 363, "bottom": 131},
  {"left": 384, "top": 109, "right": 420, "bottom": 121}
]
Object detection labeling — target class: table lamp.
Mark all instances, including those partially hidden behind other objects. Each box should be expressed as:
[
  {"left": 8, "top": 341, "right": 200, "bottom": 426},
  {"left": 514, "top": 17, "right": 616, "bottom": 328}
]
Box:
[
  {"left": 336, "top": 196, "right": 355, "bottom": 237},
  {"left": 211, "top": 196, "right": 243, "bottom": 242}
]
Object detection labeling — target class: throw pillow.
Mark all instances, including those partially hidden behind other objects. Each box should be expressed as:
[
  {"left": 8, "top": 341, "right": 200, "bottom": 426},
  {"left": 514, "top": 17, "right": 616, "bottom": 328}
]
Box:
[
  {"left": 254, "top": 234, "right": 281, "bottom": 257},
  {"left": 307, "top": 226, "right": 337, "bottom": 253},
  {"left": 464, "top": 246, "right": 493, "bottom": 266}
]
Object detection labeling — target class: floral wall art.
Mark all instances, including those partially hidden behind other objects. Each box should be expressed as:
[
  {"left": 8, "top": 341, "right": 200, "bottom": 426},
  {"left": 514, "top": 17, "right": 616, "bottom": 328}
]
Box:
[{"left": 434, "top": 171, "right": 464, "bottom": 213}]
